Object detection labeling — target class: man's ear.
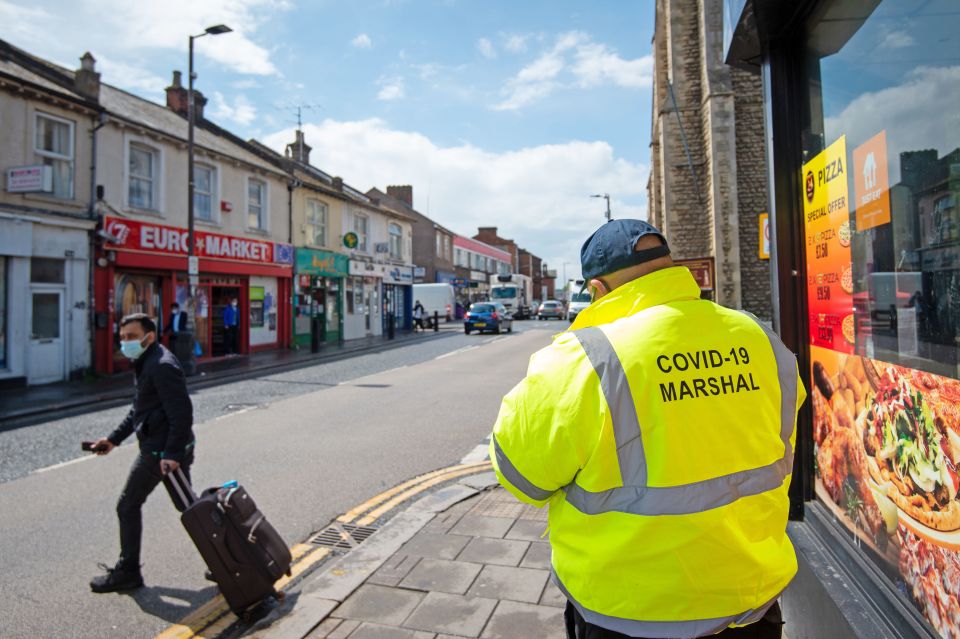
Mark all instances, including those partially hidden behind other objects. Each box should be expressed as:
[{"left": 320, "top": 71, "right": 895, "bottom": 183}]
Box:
[{"left": 589, "top": 278, "right": 610, "bottom": 300}]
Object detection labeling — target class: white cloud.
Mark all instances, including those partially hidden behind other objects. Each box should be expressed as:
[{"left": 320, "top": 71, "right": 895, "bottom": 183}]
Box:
[
  {"left": 0, "top": 0, "right": 52, "bottom": 42},
  {"left": 502, "top": 32, "right": 531, "bottom": 53},
  {"left": 824, "top": 65, "right": 960, "bottom": 184},
  {"left": 232, "top": 79, "right": 261, "bottom": 89},
  {"left": 377, "top": 76, "right": 405, "bottom": 101},
  {"left": 95, "top": 56, "right": 167, "bottom": 95},
  {"left": 351, "top": 33, "right": 372, "bottom": 49},
  {"left": 493, "top": 31, "right": 652, "bottom": 111},
  {"left": 477, "top": 37, "right": 496, "bottom": 59},
  {"left": 262, "top": 118, "right": 647, "bottom": 277},
  {"left": 210, "top": 92, "right": 257, "bottom": 126}
]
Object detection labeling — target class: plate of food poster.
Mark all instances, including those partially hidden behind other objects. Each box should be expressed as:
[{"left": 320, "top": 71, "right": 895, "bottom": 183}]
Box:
[{"left": 859, "top": 360, "right": 960, "bottom": 547}]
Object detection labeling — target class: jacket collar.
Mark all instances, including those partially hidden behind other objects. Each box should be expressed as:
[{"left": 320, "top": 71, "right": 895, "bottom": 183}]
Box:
[
  {"left": 568, "top": 266, "right": 702, "bottom": 331},
  {"left": 135, "top": 341, "right": 160, "bottom": 374}
]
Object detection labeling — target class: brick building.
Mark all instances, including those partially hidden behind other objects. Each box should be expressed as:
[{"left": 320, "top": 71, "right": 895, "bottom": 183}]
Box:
[
  {"left": 648, "top": 0, "right": 771, "bottom": 319},
  {"left": 473, "top": 226, "right": 555, "bottom": 302},
  {"left": 473, "top": 227, "right": 519, "bottom": 271},
  {"left": 367, "top": 185, "right": 456, "bottom": 285}
]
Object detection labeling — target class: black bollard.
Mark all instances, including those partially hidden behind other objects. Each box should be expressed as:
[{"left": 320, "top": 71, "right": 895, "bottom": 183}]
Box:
[
  {"left": 311, "top": 316, "right": 321, "bottom": 353},
  {"left": 388, "top": 312, "right": 395, "bottom": 339},
  {"left": 433, "top": 311, "right": 439, "bottom": 332}
]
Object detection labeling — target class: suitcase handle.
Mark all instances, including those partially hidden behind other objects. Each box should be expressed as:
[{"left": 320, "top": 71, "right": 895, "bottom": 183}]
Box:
[{"left": 168, "top": 467, "right": 197, "bottom": 508}]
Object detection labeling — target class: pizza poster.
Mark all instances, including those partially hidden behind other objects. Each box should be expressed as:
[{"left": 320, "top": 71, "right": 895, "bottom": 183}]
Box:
[
  {"left": 810, "top": 345, "right": 960, "bottom": 638},
  {"left": 802, "top": 136, "right": 855, "bottom": 354}
]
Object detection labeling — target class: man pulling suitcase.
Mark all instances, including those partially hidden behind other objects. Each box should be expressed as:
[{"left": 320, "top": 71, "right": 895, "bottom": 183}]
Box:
[{"left": 88, "top": 313, "right": 195, "bottom": 593}]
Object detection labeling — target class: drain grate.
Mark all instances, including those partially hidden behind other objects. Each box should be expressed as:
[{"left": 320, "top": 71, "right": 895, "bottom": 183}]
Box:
[{"left": 307, "top": 523, "right": 379, "bottom": 550}]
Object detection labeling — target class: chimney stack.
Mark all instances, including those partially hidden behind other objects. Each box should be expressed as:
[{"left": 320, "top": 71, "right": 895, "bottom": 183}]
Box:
[
  {"left": 285, "top": 130, "right": 312, "bottom": 164},
  {"left": 74, "top": 52, "right": 100, "bottom": 102},
  {"left": 165, "top": 70, "right": 207, "bottom": 120},
  {"left": 386, "top": 185, "right": 413, "bottom": 207},
  {"left": 332, "top": 177, "right": 343, "bottom": 191}
]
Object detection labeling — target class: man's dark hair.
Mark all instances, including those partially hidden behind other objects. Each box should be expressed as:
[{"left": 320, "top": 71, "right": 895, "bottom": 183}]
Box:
[
  {"left": 171, "top": 302, "right": 180, "bottom": 309},
  {"left": 120, "top": 313, "right": 157, "bottom": 334}
]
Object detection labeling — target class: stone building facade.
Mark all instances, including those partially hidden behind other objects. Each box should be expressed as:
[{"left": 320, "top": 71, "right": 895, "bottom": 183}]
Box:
[{"left": 648, "top": 0, "right": 772, "bottom": 319}]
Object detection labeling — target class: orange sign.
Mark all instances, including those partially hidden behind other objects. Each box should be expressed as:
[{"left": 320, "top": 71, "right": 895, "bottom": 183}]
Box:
[
  {"left": 759, "top": 213, "right": 770, "bottom": 260},
  {"left": 802, "top": 136, "right": 854, "bottom": 354},
  {"left": 853, "top": 130, "right": 891, "bottom": 231}
]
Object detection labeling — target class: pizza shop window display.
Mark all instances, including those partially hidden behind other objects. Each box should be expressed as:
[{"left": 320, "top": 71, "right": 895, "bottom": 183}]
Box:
[{"left": 800, "top": 3, "right": 960, "bottom": 637}]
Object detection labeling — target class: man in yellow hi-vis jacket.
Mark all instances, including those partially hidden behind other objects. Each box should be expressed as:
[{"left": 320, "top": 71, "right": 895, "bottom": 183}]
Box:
[{"left": 491, "top": 219, "right": 805, "bottom": 639}]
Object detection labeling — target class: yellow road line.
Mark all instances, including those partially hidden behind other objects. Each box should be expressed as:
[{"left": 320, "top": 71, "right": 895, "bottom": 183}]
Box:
[
  {"left": 356, "top": 463, "right": 492, "bottom": 526},
  {"left": 337, "top": 461, "right": 490, "bottom": 523},
  {"left": 156, "top": 462, "right": 491, "bottom": 639}
]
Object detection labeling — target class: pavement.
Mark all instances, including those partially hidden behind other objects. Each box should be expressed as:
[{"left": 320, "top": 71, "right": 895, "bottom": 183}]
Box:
[
  {"left": 243, "top": 471, "right": 566, "bottom": 639},
  {"left": 0, "top": 324, "right": 460, "bottom": 429}
]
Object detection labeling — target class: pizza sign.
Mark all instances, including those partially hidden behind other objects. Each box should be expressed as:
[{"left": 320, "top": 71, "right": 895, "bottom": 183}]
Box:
[{"left": 103, "top": 216, "right": 293, "bottom": 265}]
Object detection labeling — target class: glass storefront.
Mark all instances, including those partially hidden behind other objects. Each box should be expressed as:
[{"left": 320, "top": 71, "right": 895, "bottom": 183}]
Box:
[
  {"left": 800, "top": 2, "right": 960, "bottom": 636},
  {"left": 0, "top": 257, "right": 6, "bottom": 369}
]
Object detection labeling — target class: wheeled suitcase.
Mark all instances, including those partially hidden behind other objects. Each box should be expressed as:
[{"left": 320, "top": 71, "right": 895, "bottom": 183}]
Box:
[{"left": 168, "top": 469, "right": 293, "bottom": 618}]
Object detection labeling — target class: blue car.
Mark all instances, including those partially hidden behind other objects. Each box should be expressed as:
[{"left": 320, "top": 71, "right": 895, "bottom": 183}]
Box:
[{"left": 464, "top": 302, "right": 513, "bottom": 335}]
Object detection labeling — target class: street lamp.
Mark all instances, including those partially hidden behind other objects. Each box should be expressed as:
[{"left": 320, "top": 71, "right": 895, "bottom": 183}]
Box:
[
  {"left": 184, "top": 24, "right": 231, "bottom": 374},
  {"left": 591, "top": 193, "right": 612, "bottom": 222}
]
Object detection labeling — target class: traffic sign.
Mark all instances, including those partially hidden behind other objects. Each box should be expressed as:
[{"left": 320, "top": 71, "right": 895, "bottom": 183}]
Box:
[{"left": 188, "top": 255, "right": 199, "bottom": 275}]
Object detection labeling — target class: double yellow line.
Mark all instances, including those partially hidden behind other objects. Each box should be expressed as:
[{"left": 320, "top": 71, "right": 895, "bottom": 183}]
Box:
[{"left": 156, "top": 459, "right": 492, "bottom": 639}]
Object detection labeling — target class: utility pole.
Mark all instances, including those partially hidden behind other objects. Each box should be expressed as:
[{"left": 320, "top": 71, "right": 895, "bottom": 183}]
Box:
[{"left": 591, "top": 193, "right": 612, "bottom": 221}]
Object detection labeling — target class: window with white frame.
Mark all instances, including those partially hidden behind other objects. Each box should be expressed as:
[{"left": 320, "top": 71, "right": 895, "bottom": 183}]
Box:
[
  {"left": 354, "top": 213, "right": 369, "bottom": 252},
  {"left": 248, "top": 178, "right": 266, "bottom": 230},
  {"left": 128, "top": 143, "right": 159, "bottom": 210},
  {"left": 443, "top": 235, "right": 451, "bottom": 261},
  {"left": 389, "top": 222, "right": 403, "bottom": 259},
  {"left": 306, "top": 199, "right": 328, "bottom": 246},
  {"left": 436, "top": 234, "right": 442, "bottom": 257},
  {"left": 35, "top": 113, "right": 74, "bottom": 199},
  {"left": 194, "top": 165, "right": 216, "bottom": 221}
]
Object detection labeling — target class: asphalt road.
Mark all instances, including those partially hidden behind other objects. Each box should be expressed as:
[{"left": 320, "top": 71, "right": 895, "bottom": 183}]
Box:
[{"left": 0, "top": 321, "right": 557, "bottom": 638}]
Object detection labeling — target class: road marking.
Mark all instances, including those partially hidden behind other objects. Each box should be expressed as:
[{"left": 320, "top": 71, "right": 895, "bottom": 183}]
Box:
[
  {"left": 434, "top": 345, "right": 480, "bottom": 360},
  {"left": 460, "top": 444, "right": 490, "bottom": 464},
  {"left": 32, "top": 454, "right": 99, "bottom": 474},
  {"left": 156, "top": 461, "right": 491, "bottom": 639}
]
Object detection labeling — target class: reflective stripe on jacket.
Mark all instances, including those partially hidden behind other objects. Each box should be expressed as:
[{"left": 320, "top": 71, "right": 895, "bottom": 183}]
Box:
[{"left": 490, "top": 266, "right": 806, "bottom": 639}]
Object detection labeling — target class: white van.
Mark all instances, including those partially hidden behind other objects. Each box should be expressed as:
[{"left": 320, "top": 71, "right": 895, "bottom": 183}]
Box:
[
  {"left": 565, "top": 279, "right": 590, "bottom": 322},
  {"left": 412, "top": 283, "right": 456, "bottom": 321}
]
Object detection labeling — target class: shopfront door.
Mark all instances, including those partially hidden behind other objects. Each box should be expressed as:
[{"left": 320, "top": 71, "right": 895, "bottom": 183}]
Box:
[
  {"left": 212, "top": 286, "right": 242, "bottom": 357},
  {"left": 28, "top": 288, "right": 64, "bottom": 384}
]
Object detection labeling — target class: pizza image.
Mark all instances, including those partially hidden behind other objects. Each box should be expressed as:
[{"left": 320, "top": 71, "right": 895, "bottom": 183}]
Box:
[
  {"left": 842, "top": 314, "right": 855, "bottom": 344},
  {"left": 841, "top": 266, "right": 854, "bottom": 294},
  {"left": 838, "top": 220, "right": 852, "bottom": 247},
  {"left": 862, "top": 367, "right": 960, "bottom": 531}
]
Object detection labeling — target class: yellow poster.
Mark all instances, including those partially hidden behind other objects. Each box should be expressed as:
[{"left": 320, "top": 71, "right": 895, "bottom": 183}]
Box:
[{"left": 802, "top": 136, "right": 854, "bottom": 353}]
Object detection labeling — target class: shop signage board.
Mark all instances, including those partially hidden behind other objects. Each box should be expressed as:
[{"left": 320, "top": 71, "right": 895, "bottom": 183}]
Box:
[
  {"left": 852, "top": 130, "right": 892, "bottom": 232},
  {"left": 6, "top": 165, "right": 52, "bottom": 193},
  {"left": 103, "top": 216, "right": 293, "bottom": 266},
  {"left": 384, "top": 265, "right": 414, "bottom": 284},
  {"left": 343, "top": 232, "right": 359, "bottom": 249},
  {"left": 349, "top": 260, "right": 387, "bottom": 277},
  {"left": 295, "top": 248, "right": 349, "bottom": 277},
  {"left": 801, "top": 136, "right": 854, "bottom": 354},
  {"left": 674, "top": 257, "right": 715, "bottom": 291}
]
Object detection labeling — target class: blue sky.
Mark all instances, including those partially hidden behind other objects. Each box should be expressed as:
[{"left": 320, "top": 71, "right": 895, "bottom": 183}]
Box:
[{"left": 1, "top": 0, "right": 655, "bottom": 280}]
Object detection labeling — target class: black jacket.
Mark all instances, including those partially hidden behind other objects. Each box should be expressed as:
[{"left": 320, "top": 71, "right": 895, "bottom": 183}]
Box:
[
  {"left": 164, "top": 311, "right": 187, "bottom": 335},
  {"left": 108, "top": 342, "right": 195, "bottom": 461}
]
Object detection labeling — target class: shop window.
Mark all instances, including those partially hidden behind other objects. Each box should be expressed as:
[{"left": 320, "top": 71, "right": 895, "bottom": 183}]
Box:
[
  {"left": 128, "top": 143, "right": 159, "bottom": 210},
  {"left": 0, "top": 258, "right": 6, "bottom": 369},
  {"left": 31, "top": 257, "right": 65, "bottom": 284},
  {"left": 248, "top": 178, "right": 267, "bottom": 230},
  {"left": 194, "top": 165, "right": 216, "bottom": 222},
  {"left": 353, "top": 214, "right": 369, "bottom": 252},
  {"left": 800, "top": 4, "right": 960, "bottom": 637},
  {"left": 35, "top": 112, "right": 74, "bottom": 199},
  {"left": 389, "top": 222, "right": 403, "bottom": 259},
  {"left": 307, "top": 199, "right": 328, "bottom": 246}
]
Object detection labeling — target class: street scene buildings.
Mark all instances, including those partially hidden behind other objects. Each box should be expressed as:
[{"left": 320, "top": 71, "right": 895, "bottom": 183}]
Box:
[{"left": 1, "top": 2, "right": 959, "bottom": 639}]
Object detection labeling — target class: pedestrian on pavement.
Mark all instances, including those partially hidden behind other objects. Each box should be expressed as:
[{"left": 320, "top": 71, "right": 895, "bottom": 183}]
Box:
[
  {"left": 223, "top": 297, "right": 239, "bottom": 355},
  {"left": 163, "top": 302, "right": 187, "bottom": 353},
  {"left": 413, "top": 300, "right": 425, "bottom": 332},
  {"left": 88, "top": 313, "right": 196, "bottom": 593},
  {"left": 490, "top": 219, "right": 805, "bottom": 639}
]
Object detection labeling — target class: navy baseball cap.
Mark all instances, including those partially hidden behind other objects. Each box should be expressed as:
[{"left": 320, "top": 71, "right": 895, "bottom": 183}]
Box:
[{"left": 580, "top": 219, "right": 670, "bottom": 283}]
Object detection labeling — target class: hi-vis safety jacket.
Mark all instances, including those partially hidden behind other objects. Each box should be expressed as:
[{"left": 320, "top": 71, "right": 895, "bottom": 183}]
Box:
[{"left": 490, "top": 266, "right": 805, "bottom": 639}]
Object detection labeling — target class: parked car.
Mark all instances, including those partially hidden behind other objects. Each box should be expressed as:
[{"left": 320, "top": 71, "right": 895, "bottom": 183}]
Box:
[
  {"left": 464, "top": 302, "right": 513, "bottom": 334},
  {"left": 538, "top": 300, "right": 566, "bottom": 320}
]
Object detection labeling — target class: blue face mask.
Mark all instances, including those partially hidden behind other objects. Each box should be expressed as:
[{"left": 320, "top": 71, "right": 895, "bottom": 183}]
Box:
[{"left": 120, "top": 337, "right": 148, "bottom": 360}]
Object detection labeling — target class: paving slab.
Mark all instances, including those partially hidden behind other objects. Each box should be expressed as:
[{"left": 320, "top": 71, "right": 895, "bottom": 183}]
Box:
[
  {"left": 466, "top": 565, "right": 550, "bottom": 604},
  {"left": 539, "top": 581, "right": 566, "bottom": 608},
  {"left": 505, "top": 519, "right": 548, "bottom": 542},
  {"left": 305, "top": 617, "right": 344, "bottom": 638},
  {"left": 368, "top": 555, "right": 421, "bottom": 587},
  {"left": 348, "top": 622, "right": 437, "bottom": 639},
  {"left": 480, "top": 601, "right": 565, "bottom": 639},
  {"left": 519, "top": 541, "right": 552, "bottom": 570},
  {"left": 448, "top": 515, "right": 515, "bottom": 539},
  {"left": 399, "top": 558, "right": 483, "bottom": 595},
  {"left": 403, "top": 592, "right": 498, "bottom": 637},
  {"left": 400, "top": 532, "right": 471, "bottom": 560},
  {"left": 456, "top": 537, "right": 530, "bottom": 567},
  {"left": 458, "top": 471, "right": 498, "bottom": 491},
  {"left": 334, "top": 584, "right": 425, "bottom": 626},
  {"left": 410, "top": 484, "right": 479, "bottom": 514},
  {"left": 325, "top": 619, "right": 361, "bottom": 639}
]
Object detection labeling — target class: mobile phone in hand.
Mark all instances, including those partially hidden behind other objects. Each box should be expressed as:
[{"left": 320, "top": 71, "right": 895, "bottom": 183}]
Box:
[{"left": 82, "top": 441, "right": 107, "bottom": 453}]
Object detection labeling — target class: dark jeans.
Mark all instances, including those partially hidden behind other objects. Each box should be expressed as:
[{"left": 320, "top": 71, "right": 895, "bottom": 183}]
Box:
[
  {"left": 224, "top": 325, "right": 238, "bottom": 354},
  {"left": 116, "top": 451, "right": 193, "bottom": 572},
  {"left": 564, "top": 602, "right": 783, "bottom": 639}
]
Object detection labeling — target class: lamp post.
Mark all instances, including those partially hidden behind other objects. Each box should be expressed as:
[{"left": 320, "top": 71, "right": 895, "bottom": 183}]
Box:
[
  {"left": 183, "top": 24, "right": 231, "bottom": 375},
  {"left": 591, "top": 193, "right": 612, "bottom": 222},
  {"left": 562, "top": 261, "right": 569, "bottom": 301}
]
